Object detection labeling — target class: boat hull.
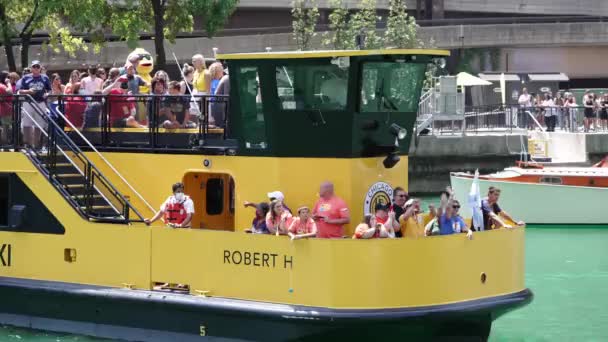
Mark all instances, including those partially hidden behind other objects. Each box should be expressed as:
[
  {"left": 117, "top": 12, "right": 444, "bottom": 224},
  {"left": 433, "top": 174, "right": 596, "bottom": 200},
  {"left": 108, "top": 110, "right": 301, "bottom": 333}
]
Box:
[
  {"left": 0, "top": 277, "right": 531, "bottom": 342},
  {"left": 450, "top": 173, "right": 608, "bottom": 225}
]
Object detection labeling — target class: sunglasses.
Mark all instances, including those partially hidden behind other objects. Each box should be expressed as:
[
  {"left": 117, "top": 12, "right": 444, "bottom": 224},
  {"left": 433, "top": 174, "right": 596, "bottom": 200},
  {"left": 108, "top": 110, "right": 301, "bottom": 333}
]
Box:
[
  {"left": 32, "top": 65, "right": 41, "bottom": 69},
  {"left": 397, "top": 194, "right": 407, "bottom": 198},
  {"left": 453, "top": 205, "right": 460, "bottom": 209}
]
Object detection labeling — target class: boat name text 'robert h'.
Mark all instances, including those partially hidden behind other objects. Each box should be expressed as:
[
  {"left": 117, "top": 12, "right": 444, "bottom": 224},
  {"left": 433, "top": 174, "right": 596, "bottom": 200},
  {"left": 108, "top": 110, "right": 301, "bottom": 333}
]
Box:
[{"left": 224, "top": 249, "right": 294, "bottom": 269}]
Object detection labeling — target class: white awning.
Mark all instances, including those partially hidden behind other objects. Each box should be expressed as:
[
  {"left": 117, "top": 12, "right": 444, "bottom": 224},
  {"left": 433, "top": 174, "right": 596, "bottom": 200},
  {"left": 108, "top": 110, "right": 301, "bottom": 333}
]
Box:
[
  {"left": 456, "top": 72, "right": 492, "bottom": 86},
  {"left": 528, "top": 73, "right": 569, "bottom": 81},
  {"left": 478, "top": 73, "right": 520, "bottom": 82}
]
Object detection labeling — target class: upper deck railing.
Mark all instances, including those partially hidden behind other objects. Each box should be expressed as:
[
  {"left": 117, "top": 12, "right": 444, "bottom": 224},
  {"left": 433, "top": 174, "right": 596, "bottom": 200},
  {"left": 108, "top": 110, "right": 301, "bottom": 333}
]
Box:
[{"left": 0, "top": 94, "right": 232, "bottom": 153}]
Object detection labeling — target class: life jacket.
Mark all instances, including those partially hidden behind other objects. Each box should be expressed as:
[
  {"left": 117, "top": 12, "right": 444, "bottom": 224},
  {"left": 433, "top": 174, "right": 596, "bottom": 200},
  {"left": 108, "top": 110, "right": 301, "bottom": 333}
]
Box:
[{"left": 164, "top": 196, "right": 190, "bottom": 226}]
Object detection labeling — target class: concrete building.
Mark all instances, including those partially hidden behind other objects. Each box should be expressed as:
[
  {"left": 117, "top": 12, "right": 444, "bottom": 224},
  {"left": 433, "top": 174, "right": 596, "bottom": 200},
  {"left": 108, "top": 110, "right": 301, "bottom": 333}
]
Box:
[{"left": 2, "top": 0, "right": 608, "bottom": 85}]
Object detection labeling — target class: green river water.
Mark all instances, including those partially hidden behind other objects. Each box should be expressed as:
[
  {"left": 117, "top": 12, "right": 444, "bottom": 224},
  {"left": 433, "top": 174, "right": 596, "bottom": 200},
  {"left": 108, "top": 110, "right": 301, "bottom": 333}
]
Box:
[{"left": 0, "top": 227, "right": 606, "bottom": 341}]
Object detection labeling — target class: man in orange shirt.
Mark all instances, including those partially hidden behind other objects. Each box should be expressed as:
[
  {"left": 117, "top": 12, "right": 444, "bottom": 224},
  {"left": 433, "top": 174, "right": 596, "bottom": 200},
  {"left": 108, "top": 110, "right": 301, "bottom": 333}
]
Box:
[{"left": 313, "top": 181, "right": 350, "bottom": 238}]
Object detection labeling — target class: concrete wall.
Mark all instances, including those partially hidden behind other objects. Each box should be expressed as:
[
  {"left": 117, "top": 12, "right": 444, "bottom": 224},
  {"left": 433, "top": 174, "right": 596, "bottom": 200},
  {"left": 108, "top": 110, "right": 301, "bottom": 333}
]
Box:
[
  {"left": 445, "top": 0, "right": 608, "bottom": 16},
  {"left": 408, "top": 135, "right": 528, "bottom": 193},
  {"left": 423, "top": 22, "right": 608, "bottom": 49},
  {"left": 238, "top": 0, "right": 608, "bottom": 16},
  {"left": 4, "top": 21, "right": 608, "bottom": 71},
  {"left": 500, "top": 47, "right": 608, "bottom": 79}
]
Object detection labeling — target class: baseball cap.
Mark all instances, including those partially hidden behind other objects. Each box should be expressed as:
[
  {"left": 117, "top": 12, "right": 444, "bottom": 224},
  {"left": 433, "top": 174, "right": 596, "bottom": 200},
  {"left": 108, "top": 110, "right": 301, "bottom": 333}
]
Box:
[
  {"left": 404, "top": 199, "right": 415, "bottom": 208},
  {"left": 375, "top": 203, "right": 389, "bottom": 212},
  {"left": 267, "top": 191, "right": 285, "bottom": 201},
  {"left": 31, "top": 60, "right": 41, "bottom": 67}
]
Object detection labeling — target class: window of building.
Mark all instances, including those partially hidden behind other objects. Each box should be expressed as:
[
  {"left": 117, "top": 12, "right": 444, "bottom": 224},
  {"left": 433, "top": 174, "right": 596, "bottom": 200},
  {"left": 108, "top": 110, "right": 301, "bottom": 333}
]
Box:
[
  {"left": 206, "top": 178, "right": 224, "bottom": 215},
  {"left": 360, "top": 61, "right": 426, "bottom": 113},
  {"left": 237, "top": 66, "right": 267, "bottom": 150},
  {"left": 277, "top": 63, "right": 349, "bottom": 112}
]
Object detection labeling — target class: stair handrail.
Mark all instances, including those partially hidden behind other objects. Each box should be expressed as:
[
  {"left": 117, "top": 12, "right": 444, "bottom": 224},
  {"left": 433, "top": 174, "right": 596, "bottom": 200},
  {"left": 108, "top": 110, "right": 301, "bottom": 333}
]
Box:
[
  {"left": 50, "top": 95, "right": 155, "bottom": 214},
  {"left": 22, "top": 95, "right": 146, "bottom": 222}
]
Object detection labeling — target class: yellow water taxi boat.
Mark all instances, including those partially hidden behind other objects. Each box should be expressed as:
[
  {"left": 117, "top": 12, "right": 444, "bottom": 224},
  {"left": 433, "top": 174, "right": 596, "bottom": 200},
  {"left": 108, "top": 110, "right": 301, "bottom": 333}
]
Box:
[{"left": 0, "top": 49, "right": 531, "bottom": 341}]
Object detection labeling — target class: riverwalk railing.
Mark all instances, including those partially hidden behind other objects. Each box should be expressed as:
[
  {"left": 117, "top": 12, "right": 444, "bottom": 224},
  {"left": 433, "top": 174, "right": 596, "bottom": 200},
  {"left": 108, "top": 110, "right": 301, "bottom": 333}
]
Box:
[{"left": 416, "top": 104, "right": 608, "bottom": 135}]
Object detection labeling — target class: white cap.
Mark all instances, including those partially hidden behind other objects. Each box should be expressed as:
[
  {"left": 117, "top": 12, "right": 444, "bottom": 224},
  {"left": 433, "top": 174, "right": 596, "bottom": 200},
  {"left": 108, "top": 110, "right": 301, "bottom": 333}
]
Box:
[{"left": 267, "top": 191, "right": 285, "bottom": 201}]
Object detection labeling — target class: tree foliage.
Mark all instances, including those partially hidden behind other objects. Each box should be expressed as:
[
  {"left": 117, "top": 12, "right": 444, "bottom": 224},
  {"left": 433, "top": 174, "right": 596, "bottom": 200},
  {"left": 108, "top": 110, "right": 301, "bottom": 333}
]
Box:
[
  {"left": 322, "top": 0, "right": 357, "bottom": 50},
  {"left": 0, "top": 0, "right": 106, "bottom": 71},
  {"left": 292, "top": 0, "right": 320, "bottom": 51},
  {"left": 108, "top": 0, "right": 238, "bottom": 71},
  {"left": 351, "top": 0, "right": 382, "bottom": 49},
  {"left": 385, "top": 0, "right": 420, "bottom": 49},
  {"left": 318, "top": 0, "right": 432, "bottom": 51}
]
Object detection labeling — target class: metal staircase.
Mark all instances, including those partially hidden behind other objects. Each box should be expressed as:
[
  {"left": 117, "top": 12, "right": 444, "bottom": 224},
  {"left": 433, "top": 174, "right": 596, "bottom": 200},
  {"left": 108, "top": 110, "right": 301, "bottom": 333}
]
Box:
[{"left": 20, "top": 96, "right": 145, "bottom": 223}]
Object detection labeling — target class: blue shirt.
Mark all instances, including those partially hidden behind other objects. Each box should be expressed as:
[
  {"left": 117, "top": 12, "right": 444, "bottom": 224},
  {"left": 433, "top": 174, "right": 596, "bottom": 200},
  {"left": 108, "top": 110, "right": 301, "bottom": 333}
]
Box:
[
  {"left": 17, "top": 74, "right": 51, "bottom": 102},
  {"left": 439, "top": 214, "right": 468, "bottom": 235}
]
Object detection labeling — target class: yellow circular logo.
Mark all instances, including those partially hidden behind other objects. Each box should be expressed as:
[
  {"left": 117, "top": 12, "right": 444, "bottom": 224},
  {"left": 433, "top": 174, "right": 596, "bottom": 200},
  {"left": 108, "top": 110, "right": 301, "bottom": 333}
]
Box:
[{"left": 364, "top": 182, "right": 393, "bottom": 216}]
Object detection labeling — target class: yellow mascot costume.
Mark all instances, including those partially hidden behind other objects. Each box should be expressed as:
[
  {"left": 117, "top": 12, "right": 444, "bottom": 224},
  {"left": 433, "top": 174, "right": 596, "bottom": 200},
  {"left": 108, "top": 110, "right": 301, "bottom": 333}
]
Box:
[
  {"left": 126, "top": 48, "right": 153, "bottom": 123},
  {"left": 126, "top": 48, "right": 153, "bottom": 94}
]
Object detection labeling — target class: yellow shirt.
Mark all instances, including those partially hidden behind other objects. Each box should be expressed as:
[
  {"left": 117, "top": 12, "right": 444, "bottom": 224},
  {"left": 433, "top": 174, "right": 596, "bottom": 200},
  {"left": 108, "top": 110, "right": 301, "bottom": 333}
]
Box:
[
  {"left": 193, "top": 69, "right": 207, "bottom": 93},
  {"left": 400, "top": 213, "right": 432, "bottom": 238}
]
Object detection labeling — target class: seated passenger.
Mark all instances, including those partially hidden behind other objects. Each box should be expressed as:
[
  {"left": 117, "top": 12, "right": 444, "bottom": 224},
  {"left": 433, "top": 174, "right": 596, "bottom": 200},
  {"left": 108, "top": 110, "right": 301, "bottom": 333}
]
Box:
[
  {"left": 399, "top": 198, "right": 435, "bottom": 238},
  {"left": 107, "top": 79, "right": 145, "bottom": 128},
  {"left": 83, "top": 91, "right": 103, "bottom": 129},
  {"left": 266, "top": 200, "right": 292, "bottom": 235},
  {"left": 160, "top": 81, "right": 194, "bottom": 128},
  {"left": 147, "top": 77, "right": 167, "bottom": 126},
  {"left": 288, "top": 206, "right": 317, "bottom": 240},
  {"left": 145, "top": 182, "right": 194, "bottom": 228},
  {"left": 64, "top": 82, "right": 87, "bottom": 129},
  {"left": 353, "top": 214, "right": 392, "bottom": 239},
  {"left": 482, "top": 187, "right": 525, "bottom": 229}
]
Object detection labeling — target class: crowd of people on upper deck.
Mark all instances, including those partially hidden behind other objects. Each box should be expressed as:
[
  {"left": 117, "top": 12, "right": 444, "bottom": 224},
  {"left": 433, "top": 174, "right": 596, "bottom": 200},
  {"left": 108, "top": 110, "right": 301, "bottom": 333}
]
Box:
[
  {"left": 517, "top": 87, "right": 608, "bottom": 133},
  {"left": 0, "top": 54, "right": 229, "bottom": 148}
]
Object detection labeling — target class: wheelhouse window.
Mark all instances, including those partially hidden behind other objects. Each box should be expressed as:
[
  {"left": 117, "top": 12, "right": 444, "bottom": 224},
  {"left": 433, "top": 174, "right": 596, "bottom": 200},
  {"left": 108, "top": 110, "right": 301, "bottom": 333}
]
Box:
[
  {"left": 276, "top": 62, "right": 349, "bottom": 111},
  {"left": 360, "top": 61, "right": 426, "bottom": 113},
  {"left": 237, "top": 66, "right": 267, "bottom": 150},
  {"left": 539, "top": 176, "right": 562, "bottom": 185},
  {"left": 0, "top": 176, "right": 7, "bottom": 226}
]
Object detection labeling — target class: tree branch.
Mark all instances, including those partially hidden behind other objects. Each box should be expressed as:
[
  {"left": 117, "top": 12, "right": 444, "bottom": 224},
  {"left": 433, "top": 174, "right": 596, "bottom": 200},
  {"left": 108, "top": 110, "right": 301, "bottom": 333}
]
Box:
[{"left": 20, "top": 0, "right": 40, "bottom": 37}]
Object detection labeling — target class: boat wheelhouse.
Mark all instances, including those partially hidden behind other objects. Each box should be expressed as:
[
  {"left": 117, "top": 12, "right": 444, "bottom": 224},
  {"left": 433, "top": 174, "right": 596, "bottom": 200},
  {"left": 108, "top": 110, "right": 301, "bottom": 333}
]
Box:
[{"left": 0, "top": 49, "right": 531, "bottom": 341}]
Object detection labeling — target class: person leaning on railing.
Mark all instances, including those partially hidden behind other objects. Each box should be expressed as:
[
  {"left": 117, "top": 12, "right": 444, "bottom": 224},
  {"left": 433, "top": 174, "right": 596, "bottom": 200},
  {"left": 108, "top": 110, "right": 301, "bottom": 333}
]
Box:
[
  {"left": 145, "top": 182, "right": 194, "bottom": 228},
  {"left": 481, "top": 186, "right": 524, "bottom": 229},
  {"left": 399, "top": 198, "right": 435, "bottom": 238}
]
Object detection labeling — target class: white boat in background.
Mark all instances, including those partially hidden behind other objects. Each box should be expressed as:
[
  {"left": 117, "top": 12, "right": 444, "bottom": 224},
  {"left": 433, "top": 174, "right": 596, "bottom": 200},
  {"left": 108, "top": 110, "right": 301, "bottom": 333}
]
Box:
[{"left": 450, "top": 164, "right": 608, "bottom": 225}]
